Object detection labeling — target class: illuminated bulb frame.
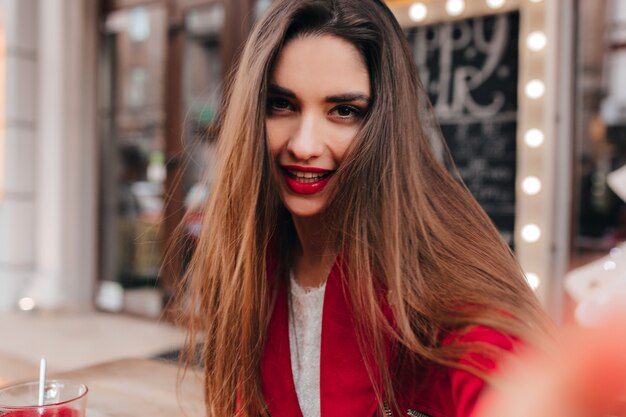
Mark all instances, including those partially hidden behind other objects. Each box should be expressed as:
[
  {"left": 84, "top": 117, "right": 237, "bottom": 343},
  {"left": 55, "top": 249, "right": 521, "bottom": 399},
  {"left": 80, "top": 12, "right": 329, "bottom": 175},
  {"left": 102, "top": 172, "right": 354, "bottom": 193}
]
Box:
[
  {"left": 526, "top": 31, "right": 547, "bottom": 51},
  {"left": 521, "top": 224, "right": 542, "bottom": 243},
  {"left": 409, "top": 3, "right": 428, "bottom": 22},
  {"left": 486, "top": 0, "right": 506, "bottom": 9},
  {"left": 525, "top": 273, "right": 541, "bottom": 290},
  {"left": 390, "top": 0, "right": 555, "bottom": 303},
  {"left": 445, "top": 0, "right": 466, "bottom": 16},
  {"left": 524, "top": 128, "right": 545, "bottom": 148},
  {"left": 525, "top": 79, "right": 546, "bottom": 99},
  {"left": 522, "top": 176, "right": 542, "bottom": 195}
]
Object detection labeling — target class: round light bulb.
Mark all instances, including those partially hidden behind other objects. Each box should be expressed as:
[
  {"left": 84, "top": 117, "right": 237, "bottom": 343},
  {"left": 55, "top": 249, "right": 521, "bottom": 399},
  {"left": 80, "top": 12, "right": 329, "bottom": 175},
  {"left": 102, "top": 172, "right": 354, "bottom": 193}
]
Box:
[
  {"left": 409, "top": 3, "right": 428, "bottom": 22},
  {"left": 18, "top": 297, "right": 36, "bottom": 311},
  {"left": 604, "top": 260, "right": 617, "bottom": 271},
  {"left": 526, "top": 31, "right": 547, "bottom": 51},
  {"left": 525, "top": 79, "right": 545, "bottom": 99},
  {"left": 524, "top": 129, "right": 544, "bottom": 148},
  {"left": 522, "top": 176, "right": 542, "bottom": 195},
  {"left": 486, "top": 0, "right": 506, "bottom": 8},
  {"left": 446, "top": 0, "right": 465, "bottom": 16},
  {"left": 525, "top": 273, "right": 541, "bottom": 290},
  {"left": 521, "top": 224, "right": 541, "bottom": 243}
]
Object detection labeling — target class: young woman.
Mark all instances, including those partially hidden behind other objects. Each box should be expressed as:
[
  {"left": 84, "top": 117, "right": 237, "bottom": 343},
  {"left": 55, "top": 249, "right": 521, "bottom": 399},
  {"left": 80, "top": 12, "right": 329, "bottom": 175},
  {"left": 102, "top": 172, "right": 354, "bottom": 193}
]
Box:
[{"left": 181, "top": 0, "right": 552, "bottom": 416}]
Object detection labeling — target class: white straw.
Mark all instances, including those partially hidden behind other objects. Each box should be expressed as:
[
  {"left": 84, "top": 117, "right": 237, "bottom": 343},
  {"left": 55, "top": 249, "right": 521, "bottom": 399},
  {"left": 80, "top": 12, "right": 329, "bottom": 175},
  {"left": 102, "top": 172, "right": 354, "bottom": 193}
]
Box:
[{"left": 37, "top": 358, "right": 46, "bottom": 406}]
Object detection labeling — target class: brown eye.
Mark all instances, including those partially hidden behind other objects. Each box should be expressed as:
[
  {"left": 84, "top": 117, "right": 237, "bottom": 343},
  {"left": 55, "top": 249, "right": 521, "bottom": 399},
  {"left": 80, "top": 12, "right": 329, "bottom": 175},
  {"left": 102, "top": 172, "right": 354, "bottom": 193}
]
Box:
[
  {"left": 268, "top": 97, "right": 293, "bottom": 113},
  {"left": 332, "top": 105, "right": 362, "bottom": 119}
]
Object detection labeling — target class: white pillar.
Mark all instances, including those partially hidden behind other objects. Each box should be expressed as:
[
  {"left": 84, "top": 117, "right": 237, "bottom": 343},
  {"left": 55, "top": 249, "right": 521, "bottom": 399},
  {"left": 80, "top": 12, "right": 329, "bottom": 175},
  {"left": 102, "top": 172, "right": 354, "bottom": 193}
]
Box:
[
  {"left": 24, "top": 0, "right": 98, "bottom": 309},
  {"left": 0, "top": 0, "right": 39, "bottom": 310},
  {"left": 545, "top": 0, "right": 574, "bottom": 323}
]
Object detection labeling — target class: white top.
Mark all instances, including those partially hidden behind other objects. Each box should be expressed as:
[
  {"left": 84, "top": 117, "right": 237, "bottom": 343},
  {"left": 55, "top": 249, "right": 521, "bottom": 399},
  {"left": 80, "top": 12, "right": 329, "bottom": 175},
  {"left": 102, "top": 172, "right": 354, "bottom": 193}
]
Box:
[{"left": 288, "top": 275, "right": 326, "bottom": 417}]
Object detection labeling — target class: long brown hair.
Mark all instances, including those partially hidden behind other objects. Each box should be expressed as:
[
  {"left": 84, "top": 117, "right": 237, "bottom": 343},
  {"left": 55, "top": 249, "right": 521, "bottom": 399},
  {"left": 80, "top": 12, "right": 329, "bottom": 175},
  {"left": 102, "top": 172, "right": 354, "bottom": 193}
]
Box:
[{"left": 181, "top": 0, "right": 552, "bottom": 415}]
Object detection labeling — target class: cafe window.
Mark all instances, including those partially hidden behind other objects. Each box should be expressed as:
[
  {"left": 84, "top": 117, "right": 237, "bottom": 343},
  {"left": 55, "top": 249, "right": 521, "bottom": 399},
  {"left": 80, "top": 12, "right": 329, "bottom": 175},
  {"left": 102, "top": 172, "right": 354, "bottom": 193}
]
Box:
[
  {"left": 571, "top": 0, "right": 626, "bottom": 257},
  {"left": 98, "top": 4, "right": 169, "bottom": 317},
  {"left": 179, "top": 3, "right": 225, "bottom": 268},
  {"left": 97, "top": 0, "right": 260, "bottom": 317}
]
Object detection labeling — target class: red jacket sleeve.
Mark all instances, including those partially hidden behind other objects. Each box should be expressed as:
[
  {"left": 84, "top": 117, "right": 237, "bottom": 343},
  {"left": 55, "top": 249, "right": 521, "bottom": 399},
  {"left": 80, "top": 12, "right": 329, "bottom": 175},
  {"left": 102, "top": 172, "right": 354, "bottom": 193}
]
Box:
[{"left": 445, "top": 326, "right": 517, "bottom": 417}]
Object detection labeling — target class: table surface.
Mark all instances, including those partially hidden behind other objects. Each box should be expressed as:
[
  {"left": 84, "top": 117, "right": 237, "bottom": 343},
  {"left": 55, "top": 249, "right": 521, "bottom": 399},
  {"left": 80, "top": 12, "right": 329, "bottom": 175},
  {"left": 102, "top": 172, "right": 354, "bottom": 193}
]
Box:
[
  {"left": 0, "top": 353, "right": 39, "bottom": 387},
  {"left": 57, "top": 358, "right": 205, "bottom": 417}
]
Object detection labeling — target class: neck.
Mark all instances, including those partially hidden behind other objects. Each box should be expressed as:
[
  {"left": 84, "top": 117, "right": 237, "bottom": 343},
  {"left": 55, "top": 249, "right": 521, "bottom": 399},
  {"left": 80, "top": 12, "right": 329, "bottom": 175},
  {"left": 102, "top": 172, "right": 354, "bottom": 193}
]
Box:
[{"left": 291, "top": 214, "right": 337, "bottom": 288}]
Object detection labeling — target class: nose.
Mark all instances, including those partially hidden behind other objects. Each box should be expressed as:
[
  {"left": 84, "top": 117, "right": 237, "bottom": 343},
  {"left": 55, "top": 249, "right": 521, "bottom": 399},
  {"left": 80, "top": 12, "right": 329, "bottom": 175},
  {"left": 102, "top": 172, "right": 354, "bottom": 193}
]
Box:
[{"left": 286, "top": 114, "right": 324, "bottom": 162}]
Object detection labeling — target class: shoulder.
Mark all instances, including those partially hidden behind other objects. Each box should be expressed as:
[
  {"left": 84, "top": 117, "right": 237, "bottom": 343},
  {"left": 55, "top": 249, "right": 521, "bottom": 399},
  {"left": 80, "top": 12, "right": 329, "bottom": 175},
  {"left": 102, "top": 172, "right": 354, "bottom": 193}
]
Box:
[
  {"left": 443, "top": 325, "right": 518, "bottom": 362},
  {"left": 444, "top": 326, "right": 518, "bottom": 417},
  {"left": 403, "top": 326, "right": 518, "bottom": 417}
]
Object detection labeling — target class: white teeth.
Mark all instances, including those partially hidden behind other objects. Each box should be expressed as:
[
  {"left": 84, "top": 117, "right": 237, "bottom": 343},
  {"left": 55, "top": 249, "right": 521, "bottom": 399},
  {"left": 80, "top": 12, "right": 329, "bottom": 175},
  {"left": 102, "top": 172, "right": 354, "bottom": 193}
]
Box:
[
  {"left": 296, "top": 176, "right": 324, "bottom": 183},
  {"left": 286, "top": 169, "right": 330, "bottom": 183},
  {"left": 297, "top": 173, "right": 322, "bottom": 180}
]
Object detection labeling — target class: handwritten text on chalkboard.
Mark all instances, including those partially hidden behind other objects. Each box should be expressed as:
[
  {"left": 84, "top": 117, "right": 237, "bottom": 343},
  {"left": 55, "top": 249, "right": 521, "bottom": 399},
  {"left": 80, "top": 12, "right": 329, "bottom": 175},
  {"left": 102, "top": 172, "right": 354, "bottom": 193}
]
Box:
[{"left": 407, "top": 12, "right": 520, "bottom": 245}]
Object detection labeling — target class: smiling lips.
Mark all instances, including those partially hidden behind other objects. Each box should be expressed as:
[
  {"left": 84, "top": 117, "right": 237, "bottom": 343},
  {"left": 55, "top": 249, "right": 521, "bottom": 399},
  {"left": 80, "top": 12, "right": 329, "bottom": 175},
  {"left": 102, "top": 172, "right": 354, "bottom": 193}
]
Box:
[{"left": 282, "top": 165, "right": 334, "bottom": 195}]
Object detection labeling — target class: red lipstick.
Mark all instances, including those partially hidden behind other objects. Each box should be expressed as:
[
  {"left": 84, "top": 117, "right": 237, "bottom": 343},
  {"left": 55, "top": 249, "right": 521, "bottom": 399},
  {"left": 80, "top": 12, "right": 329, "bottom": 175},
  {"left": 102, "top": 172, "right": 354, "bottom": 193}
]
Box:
[{"left": 282, "top": 165, "right": 333, "bottom": 195}]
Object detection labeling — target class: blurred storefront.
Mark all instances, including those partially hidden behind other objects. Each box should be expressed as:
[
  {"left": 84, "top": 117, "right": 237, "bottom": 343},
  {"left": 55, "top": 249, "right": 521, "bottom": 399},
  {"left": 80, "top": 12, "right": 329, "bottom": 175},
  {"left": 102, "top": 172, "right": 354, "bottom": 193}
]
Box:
[
  {"left": 565, "top": 0, "right": 626, "bottom": 325},
  {"left": 95, "top": 0, "right": 272, "bottom": 317},
  {"left": 0, "top": 0, "right": 624, "bottom": 325}
]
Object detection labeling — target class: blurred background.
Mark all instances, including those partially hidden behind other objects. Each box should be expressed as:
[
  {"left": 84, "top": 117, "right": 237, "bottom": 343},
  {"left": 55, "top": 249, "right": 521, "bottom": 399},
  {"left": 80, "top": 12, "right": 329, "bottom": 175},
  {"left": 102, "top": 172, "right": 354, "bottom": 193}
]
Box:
[{"left": 0, "top": 0, "right": 624, "bottom": 379}]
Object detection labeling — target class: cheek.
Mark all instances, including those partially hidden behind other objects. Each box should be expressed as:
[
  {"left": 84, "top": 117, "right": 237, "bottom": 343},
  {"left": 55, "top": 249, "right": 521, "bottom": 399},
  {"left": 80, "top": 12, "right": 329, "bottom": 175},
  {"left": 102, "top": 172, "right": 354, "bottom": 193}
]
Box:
[
  {"left": 330, "top": 126, "right": 360, "bottom": 161},
  {"left": 265, "top": 119, "right": 287, "bottom": 158}
]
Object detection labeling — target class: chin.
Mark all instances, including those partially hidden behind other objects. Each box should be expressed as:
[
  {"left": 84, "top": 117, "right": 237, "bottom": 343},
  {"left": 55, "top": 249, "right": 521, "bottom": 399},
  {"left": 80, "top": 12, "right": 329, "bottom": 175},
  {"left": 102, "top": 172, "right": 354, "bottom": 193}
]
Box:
[{"left": 281, "top": 196, "right": 327, "bottom": 219}]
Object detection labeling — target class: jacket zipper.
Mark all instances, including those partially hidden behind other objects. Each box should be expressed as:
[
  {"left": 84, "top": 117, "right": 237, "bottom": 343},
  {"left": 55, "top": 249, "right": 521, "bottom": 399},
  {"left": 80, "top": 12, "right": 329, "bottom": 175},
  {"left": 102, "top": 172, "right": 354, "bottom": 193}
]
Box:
[{"left": 407, "top": 409, "right": 432, "bottom": 417}]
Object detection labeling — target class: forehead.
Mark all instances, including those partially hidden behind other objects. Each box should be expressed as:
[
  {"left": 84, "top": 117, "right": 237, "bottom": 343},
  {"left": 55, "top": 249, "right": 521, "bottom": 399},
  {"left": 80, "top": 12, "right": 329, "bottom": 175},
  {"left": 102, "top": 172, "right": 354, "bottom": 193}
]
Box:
[{"left": 270, "top": 34, "right": 370, "bottom": 96}]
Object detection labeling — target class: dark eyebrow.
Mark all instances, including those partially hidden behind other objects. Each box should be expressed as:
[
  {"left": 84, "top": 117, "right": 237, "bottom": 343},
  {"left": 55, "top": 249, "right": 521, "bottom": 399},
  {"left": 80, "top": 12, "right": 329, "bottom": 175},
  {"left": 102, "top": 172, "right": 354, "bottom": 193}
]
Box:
[
  {"left": 325, "top": 93, "right": 371, "bottom": 104},
  {"left": 269, "top": 83, "right": 370, "bottom": 104},
  {"left": 268, "top": 84, "right": 296, "bottom": 99}
]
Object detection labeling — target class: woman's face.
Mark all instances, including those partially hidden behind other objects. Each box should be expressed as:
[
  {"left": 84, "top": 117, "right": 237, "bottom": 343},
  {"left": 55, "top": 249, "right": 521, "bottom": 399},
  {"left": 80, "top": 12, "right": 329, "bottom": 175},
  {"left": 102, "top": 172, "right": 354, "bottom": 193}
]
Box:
[{"left": 266, "top": 35, "right": 371, "bottom": 219}]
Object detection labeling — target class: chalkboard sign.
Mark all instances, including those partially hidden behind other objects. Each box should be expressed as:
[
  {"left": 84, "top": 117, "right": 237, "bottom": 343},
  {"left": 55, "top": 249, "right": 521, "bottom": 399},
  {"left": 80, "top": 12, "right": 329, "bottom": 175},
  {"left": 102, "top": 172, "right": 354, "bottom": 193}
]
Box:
[{"left": 406, "top": 11, "right": 520, "bottom": 246}]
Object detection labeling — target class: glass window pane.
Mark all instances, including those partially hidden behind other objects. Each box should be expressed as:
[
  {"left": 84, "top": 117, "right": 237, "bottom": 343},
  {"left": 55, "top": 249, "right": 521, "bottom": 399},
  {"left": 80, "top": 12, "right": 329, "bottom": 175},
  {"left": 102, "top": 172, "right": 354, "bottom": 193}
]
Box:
[
  {"left": 572, "top": 0, "right": 626, "bottom": 263},
  {"left": 179, "top": 4, "right": 225, "bottom": 269},
  {"left": 100, "top": 4, "right": 168, "bottom": 299}
]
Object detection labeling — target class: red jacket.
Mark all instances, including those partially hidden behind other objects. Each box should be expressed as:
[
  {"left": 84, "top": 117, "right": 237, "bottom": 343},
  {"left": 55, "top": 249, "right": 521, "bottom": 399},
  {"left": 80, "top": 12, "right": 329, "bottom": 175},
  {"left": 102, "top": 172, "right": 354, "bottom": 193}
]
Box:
[{"left": 260, "top": 262, "right": 515, "bottom": 417}]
